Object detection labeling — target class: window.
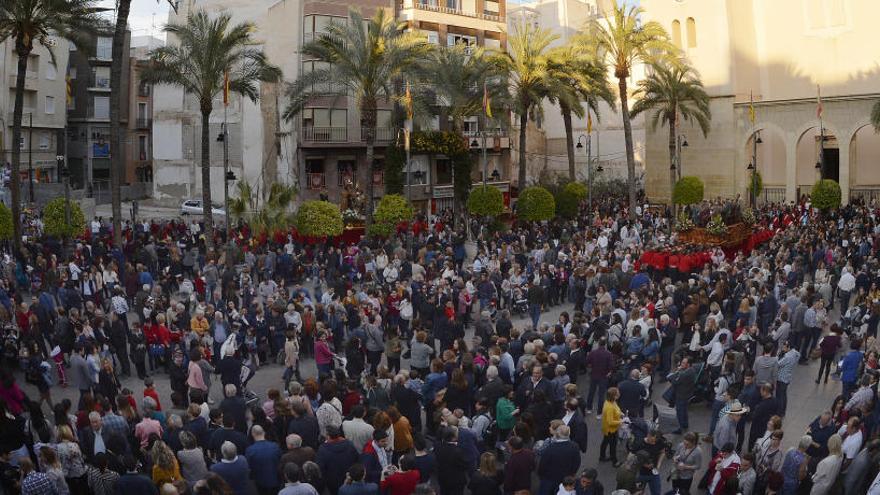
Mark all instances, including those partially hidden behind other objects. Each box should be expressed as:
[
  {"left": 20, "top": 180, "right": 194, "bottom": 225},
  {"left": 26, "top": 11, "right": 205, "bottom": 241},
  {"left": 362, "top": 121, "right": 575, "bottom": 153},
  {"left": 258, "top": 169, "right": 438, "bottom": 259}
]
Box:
[
  {"left": 39, "top": 134, "right": 50, "bottom": 150},
  {"left": 686, "top": 17, "right": 697, "bottom": 48},
  {"left": 302, "top": 61, "right": 337, "bottom": 93},
  {"left": 463, "top": 117, "right": 479, "bottom": 135},
  {"left": 337, "top": 159, "right": 356, "bottom": 186},
  {"left": 447, "top": 33, "right": 477, "bottom": 47},
  {"left": 96, "top": 37, "right": 112, "bottom": 59},
  {"left": 671, "top": 20, "right": 682, "bottom": 48},
  {"left": 435, "top": 159, "right": 452, "bottom": 184},
  {"left": 45, "top": 96, "right": 55, "bottom": 114},
  {"left": 92, "top": 67, "right": 110, "bottom": 88},
  {"left": 67, "top": 66, "right": 77, "bottom": 79},
  {"left": 46, "top": 62, "right": 57, "bottom": 80},
  {"left": 447, "top": 0, "right": 458, "bottom": 10},
  {"left": 138, "top": 102, "right": 148, "bottom": 120},
  {"left": 377, "top": 110, "right": 392, "bottom": 128},
  {"left": 93, "top": 96, "right": 109, "bottom": 119},
  {"left": 303, "top": 15, "right": 345, "bottom": 41},
  {"left": 19, "top": 136, "right": 25, "bottom": 150},
  {"left": 138, "top": 135, "right": 148, "bottom": 160},
  {"left": 302, "top": 108, "right": 347, "bottom": 127},
  {"left": 408, "top": 156, "right": 430, "bottom": 185},
  {"left": 423, "top": 31, "right": 440, "bottom": 45},
  {"left": 484, "top": 38, "right": 501, "bottom": 50}
]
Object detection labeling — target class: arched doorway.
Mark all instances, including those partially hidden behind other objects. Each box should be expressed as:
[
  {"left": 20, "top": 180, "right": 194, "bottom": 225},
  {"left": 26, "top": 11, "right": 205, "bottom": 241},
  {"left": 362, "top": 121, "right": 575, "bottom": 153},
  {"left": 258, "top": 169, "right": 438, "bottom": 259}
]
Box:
[
  {"left": 796, "top": 126, "right": 837, "bottom": 195},
  {"left": 744, "top": 126, "right": 786, "bottom": 203},
  {"left": 849, "top": 124, "right": 880, "bottom": 202}
]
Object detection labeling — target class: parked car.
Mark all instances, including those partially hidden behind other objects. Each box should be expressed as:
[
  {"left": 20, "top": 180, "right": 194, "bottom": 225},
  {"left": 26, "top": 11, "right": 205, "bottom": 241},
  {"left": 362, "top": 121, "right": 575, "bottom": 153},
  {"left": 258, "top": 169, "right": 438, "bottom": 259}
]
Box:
[{"left": 180, "top": 199, "right": 225, "bottom": 216}]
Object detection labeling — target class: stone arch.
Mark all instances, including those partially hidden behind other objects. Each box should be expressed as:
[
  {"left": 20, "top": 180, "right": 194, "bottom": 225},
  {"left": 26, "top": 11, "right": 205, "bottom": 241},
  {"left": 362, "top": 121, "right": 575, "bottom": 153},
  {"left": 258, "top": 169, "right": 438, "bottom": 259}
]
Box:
[
  {"left": 848, "top": 122, "right": 880, "bottom": 191},
  {"left": 794, "top": 120, "right": 843, "bottom": 189}
]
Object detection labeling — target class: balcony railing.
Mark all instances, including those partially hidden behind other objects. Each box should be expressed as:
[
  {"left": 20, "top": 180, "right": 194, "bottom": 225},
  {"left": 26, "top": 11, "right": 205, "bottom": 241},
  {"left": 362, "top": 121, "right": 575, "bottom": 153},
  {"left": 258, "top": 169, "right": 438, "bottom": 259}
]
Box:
[
  {"left": 135, "top": 118, "right": 152, "bottom": 129},
  {"left": 88, "top": 75, "right": 111, "bottom": 90},
  {"left": 137, "top": 85, "right": 151, "bottom": 97},
  {"left": 302, "top": 126, "right": 348, "bottom": 143},
  {"left": 851, "top": 187, "right": 880, "bottom": 204},
  {"left": 361, "top": 127, "right": 396, "bottom": 143},
  {"left": 400, "top": 0, "right": 505, "bottom": 22},
  {"left": 307, "top": 172, "right": 326, "bottom": 190}
]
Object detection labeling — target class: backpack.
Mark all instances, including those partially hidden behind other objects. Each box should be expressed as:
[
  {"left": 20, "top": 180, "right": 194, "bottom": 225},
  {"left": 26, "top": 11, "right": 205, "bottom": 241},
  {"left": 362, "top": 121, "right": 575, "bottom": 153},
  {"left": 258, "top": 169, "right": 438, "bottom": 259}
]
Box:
[{"left": 477, "top": 413, "right": 498, "bottom": 449}]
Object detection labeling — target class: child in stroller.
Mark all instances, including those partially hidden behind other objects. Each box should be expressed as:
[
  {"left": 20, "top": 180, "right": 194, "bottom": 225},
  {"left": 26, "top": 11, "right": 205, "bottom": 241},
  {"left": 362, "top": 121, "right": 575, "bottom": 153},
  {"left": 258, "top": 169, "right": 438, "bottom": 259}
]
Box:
[
  {"left": 239, "top": 356, "right": 260, "bottom": 408},
  {"left": 511, "top": 286, "right": 529, "bottom": 316}
]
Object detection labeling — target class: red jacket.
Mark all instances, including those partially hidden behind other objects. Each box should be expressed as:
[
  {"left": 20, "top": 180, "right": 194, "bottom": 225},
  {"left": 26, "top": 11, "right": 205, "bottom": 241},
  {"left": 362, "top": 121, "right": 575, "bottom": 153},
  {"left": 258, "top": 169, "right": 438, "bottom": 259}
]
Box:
[{"left": 706, "top": 452, "right": 740, "bottom": 495}]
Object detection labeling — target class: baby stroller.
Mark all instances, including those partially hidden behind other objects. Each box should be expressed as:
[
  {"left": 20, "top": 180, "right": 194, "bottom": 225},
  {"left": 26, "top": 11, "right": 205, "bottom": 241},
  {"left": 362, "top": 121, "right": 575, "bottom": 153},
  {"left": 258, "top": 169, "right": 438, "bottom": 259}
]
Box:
[
  {"left": 511, "top": 287, "right": 529, "bottom": 316},
  {"left": 239, "top": 357, "right": 260, "bottom": 408},
  {"left": 842, "top": 305, "right": 866, "bottom": 337}
]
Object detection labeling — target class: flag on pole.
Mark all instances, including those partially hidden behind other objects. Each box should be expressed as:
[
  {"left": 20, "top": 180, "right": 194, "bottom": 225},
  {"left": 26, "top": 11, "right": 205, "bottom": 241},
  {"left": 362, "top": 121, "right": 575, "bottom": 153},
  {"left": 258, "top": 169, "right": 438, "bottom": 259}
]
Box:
[
  {"left": 587, "top": 110, "right": 592, "bottom": 134},
  {"left": 66, "top": 76, "right": 73, "bottom": 105},
  {"left": 816, "top": 84, "right": 823, "bottom": 119},
  {"left": 404, "top": 81, "right": 413, "bottom": 121},
  {"left": 223, "top": 70, "right": 230, "bottom": 106},
  {"left": 483, "top": 82, "right": 492, "bottom": 119},
  {"left": 748, "top": 90, "right": 756, "bottom": 124}
]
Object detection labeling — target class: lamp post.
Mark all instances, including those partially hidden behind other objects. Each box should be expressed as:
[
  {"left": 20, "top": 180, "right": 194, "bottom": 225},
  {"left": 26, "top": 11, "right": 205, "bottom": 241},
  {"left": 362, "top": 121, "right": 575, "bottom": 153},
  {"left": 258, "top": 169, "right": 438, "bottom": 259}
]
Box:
[
  {"left": 676, "top": 134, "right": 688, "bottom": 182},
  {"left": 28, "top": 113, "right": 34, "bottom": 204},
  {"left": 217, "top": 123, "right": 236, "bottom": 265},
  {"left": 398, "top": 126, "right": 413, "bottom": 253},
  {"left": 749, "top": 130, "right": 762, "bottom": 208},
  {"left": 576, "top": 134, "right": 591, "bottom": 206}
]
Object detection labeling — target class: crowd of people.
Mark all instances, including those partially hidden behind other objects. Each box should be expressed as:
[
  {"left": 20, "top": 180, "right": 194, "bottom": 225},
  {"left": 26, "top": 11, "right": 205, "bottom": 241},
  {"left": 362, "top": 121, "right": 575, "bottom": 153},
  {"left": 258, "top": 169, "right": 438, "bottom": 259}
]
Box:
[{"left": 0, "top": 194, "right": 879, "bottom": 495}]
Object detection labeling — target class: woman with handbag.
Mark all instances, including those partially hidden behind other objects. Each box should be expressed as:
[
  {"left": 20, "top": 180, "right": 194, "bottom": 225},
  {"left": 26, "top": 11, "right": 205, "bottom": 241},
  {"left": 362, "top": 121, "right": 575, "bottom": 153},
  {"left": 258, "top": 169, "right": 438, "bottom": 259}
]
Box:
[
  {"left": 599, "top": 387, "right": 623, "bottom": 466},
  {"left": 667, "top": 431, "right": 702, "bottom": 494}
]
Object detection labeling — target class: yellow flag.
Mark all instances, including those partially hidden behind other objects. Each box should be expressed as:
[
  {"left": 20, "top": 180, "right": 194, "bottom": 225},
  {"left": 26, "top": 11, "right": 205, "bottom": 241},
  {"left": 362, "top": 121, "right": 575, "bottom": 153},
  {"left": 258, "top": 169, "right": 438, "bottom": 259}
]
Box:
[
  {"left": 748, "top": 90, "right": 755, "bottom": 124},
  {"left": 483, "top": 82, "right": 492, "bottom": 119},
  {"left": 404, "top": 82, "right": 413, "bottom": 120},
  {"left": 587, "top": 111, "right": 592, "bottom": 134},
  {"left": 223, "top": 70, "right": 229, "bottom": 106}
]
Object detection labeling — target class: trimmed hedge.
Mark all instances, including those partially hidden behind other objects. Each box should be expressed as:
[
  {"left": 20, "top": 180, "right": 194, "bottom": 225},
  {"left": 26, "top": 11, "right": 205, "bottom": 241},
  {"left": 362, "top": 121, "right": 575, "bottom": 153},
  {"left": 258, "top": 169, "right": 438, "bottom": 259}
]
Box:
[
  {"left": 44, "top": 198, "right": 86, "bottom": 239},
  {"left": 555, "top": 189, "right": 580, "bottom": 220},
  {"left": 369, "top": 194, "right": 414, "bottom": 237},
  {"left": 295, "top": 200, "right": 344, "bottom": 237},
  {"left": 811, "top": 179, "right": 841, "bottom": 211},
  {"left": 516, "top": 186, "right": 556, "bottom": 221},
  {"left": 672, "top": 176, "right": 704, "bottom": 205},
  {"left": 467, "top": 185, "right": 504, "bottom": 217},
  {"left": 563, "top": 181, "right": 588, "bottom": 201}
]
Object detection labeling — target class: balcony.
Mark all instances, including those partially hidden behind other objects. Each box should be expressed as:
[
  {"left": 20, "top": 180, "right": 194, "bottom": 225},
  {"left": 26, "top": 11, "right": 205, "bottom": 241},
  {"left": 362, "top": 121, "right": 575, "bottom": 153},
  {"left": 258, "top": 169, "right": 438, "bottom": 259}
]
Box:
[
  {"left": 434, "top": 179, "right": 509, "bottom": 199},
  {"left": 307, "top": 172, "right": 327, "bottom": 190},
  {"left": 8, "top": 73, "right": 38, "bottom": 91},
  {"left": 135, "top": 118, "right": 152, "bottom": 129},
  {"left": 301, "top": 126, "right": 397, "bottom": 145},
  {"left": 399, "top": 0, "right": 505, "bottom": 23},
  {"left": 464, "top": 130, "right": 510, "bottom": 150},
  {"left": 302, "top": 126, "right": 348, "bottom": 143},
  {"left": 88, "top": 75, "right": 111, "bottom": 91},
  {"left": 137, "top": 85, "right": 151, "bottom": 97}
]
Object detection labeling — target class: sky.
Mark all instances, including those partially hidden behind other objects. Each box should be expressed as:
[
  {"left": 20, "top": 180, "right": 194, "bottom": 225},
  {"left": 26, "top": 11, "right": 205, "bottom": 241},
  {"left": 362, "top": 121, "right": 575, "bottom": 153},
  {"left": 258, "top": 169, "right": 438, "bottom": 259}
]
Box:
[{"left": 97, "top": 0, "right": 170, "bottom": 41}]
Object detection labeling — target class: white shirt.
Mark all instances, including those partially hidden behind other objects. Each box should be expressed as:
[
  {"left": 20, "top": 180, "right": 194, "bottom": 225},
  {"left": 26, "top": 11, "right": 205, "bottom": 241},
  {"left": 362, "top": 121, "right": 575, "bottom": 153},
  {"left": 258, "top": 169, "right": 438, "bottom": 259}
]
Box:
[
  {"left": 838, "top": 271, "right": 856, "bottom": 292},
  {"left": 838, "top": 426, "right": 863, "bottom": 459},
  {"left": 704, "top": 340, "right": 724, "bottom": 367},
  {"left": 868, "top": 470, "right": 880, "bottom": 495}
]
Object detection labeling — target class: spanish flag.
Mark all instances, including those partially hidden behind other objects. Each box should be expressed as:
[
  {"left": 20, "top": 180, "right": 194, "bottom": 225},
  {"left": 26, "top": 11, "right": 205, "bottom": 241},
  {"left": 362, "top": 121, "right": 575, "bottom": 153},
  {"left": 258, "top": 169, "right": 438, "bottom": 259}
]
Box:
[
  {"left": 816, "top": 84, "right": 823, "bottom": 119},
  {"left": 66, "top": 75, "right": 73, "bottom": 105},
  {"left": 483, "top": 82, "right": 492, "bottom": 119},
  {"left": 587, "top": 110, "right": 592, "bottom": 134},
  {"left": 223, "top": 70, "right": 229, "bottom": 106}
]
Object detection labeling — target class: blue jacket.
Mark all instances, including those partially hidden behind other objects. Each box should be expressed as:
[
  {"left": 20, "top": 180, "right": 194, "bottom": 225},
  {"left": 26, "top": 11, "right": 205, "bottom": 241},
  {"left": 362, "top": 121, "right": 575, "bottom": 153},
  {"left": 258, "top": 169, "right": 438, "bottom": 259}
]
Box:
[
  {"left": 210, "top": 456, "right": 251, "bottom": 495},
  {"left": 245, "top": 440, "right": 282, "bottom": 489},
  {"left": 841, "top": 350, "right": 864, "bottom": 383},
  {"left": 339, "top": 482, "right": 379, "bottom": 495}
]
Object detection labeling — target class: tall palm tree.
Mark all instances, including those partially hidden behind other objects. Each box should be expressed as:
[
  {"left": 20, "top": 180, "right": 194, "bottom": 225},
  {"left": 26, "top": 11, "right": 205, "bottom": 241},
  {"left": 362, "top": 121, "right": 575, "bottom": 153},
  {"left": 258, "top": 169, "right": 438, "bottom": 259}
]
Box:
[
  {"left": 423, "top": 44, "right": 503, "bottom": 133},
  {"left": 630, "top": 60, "right": 711, "bottom": 204},
  {"left": 588, "top": 0, "right": 674, "bottom": 217},
  {"left": 0, "top": 0, "right": 102, "bottom": 257},
  {"left": 285, "top": 8, "right": 429, "bottom": 232},
  {"left": 493, "top": 20, "right": 557, "bottom": 189},
  {"left": 142, "top": 10, "right": 281, "bottom": 249},
  {"left": 545, "top": 43, "right": 615, "bottom": 181}
]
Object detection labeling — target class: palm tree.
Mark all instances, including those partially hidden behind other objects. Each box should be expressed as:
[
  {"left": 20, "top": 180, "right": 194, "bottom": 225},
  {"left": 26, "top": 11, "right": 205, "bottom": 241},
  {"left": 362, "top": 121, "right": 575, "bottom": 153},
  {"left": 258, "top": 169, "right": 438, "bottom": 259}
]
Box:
[
  {"left": 0, "top": 0, "right": 102, "bottom": 256},
  {"left": 228, "top": 181, "right": 297, "bottom": 235},
  {"left": 142, "top": 10, "right": 281, "bottom": 249},
  {"left": 588, "top": 0, "right": 674, "bottom": 217},
  {"left": 285, "top": 8, "right": 429, "bottom": 232},
  {"left": 108, "top": 0, "right": 179, "bottom": 248},
  {"left": 545, "top": 43, "right": 615, "bottom": 181},
  {"left": 493, "top": 20, "right": 557, "bottom": 189},
  {"left": 423, "top": 44, "right": 503, "bottom": 133},
  {"left": 630, "top": 60, "right": 711, "bottom": 205}
]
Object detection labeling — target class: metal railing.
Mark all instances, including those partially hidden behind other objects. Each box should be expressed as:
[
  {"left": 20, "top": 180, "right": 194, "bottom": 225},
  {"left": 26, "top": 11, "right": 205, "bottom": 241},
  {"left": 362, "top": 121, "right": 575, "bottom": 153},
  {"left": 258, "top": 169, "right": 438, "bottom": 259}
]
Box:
[
  {"left": 135, "top": 118, "right": 152, "bottom": 129},
  {"left": 758, "top": 186, "right": 787, "bottom": 205},
  {"left": 400, "top": 0, "right": 505, "bottom": 21},
  {"left": 361, "top": 127, "right": 396, "bottom": 142},
  {"left": 88, "top": 74, "right": 111, "bottom": 90},
  {"left": 137, "top": 85, "right": 151, "bottom": 97},
  {"left": 302, "top": 126, "right": 348, "bottom": 142},
  {"left": 851, "top": 187, "right": 880, "bottom": 204}
]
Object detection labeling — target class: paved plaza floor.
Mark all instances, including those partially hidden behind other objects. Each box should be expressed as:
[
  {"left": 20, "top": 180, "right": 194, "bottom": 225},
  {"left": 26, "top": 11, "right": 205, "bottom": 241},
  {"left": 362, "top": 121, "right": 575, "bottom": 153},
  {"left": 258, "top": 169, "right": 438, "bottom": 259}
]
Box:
[{"left": 15, "top": 302, "right": 844, "bottom": 492}]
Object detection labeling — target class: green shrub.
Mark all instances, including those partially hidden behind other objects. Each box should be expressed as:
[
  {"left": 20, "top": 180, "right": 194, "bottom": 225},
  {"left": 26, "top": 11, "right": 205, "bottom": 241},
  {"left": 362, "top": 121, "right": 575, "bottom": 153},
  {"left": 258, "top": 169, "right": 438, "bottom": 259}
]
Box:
[
  {"left": 563, "top": 181, "right": 588, "bottom": 201},
  {"left": 746, "top": 171, "right": 763, "bottom": 197},
  {"left": 516, "top": 186, "right": 555, "bottom": 221},
  {"left": 672, "top": 176, "right": 704, "bottom": 205},
  {"left": 555, "top": 189, "right": 580, "bottom": 220},
  {"left": 44, "top": 198, "right": 86, "bottom": 239},
  {"left": 0, "top": 203, "right": 11, "bottom": 240},
  {"left": 811, "top": 179, "right": 841, "bottom": 211},
  {"left": 369, "top": 194, "right": 414, "bottom": 237},
  {"left": 294, "top": 200, "right": 344, "bottom": 237},
  {"left": 467, "top": 185, "right": 504, "bottom": 217}
]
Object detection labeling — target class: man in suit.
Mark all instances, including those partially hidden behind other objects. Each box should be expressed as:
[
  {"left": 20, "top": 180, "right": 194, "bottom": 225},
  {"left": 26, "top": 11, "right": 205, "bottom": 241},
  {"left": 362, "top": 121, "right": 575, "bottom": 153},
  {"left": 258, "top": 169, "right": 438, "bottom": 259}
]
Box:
[
  {"left": 617, "top": 369, "right": 645, "bottom": 418},
  {"left": 69, "top": 344, "right": 94, "bottom": 410},
  {"left": 748, "top": 383, "right": 780, "bottom": 450},
  {"left": 288, "top": 401, "right": 320, "bottom": 450},
  {"left": 78, "top": 411, "right": 106, "bottom": 462},
  {"left": 516, "top": 363, "right": 554, "bottom": 409},
  {"left": 562, "top": 399, "right": 588, "bottom": 453},
  {"left": 435, "top": 426, "right": 470, "bottom": 495},
  {"left": 114, "top": 454, "right": 158, "bottom": 495},
  {"left": 537, "top": 425, "right": 581, "bottom": 495}
]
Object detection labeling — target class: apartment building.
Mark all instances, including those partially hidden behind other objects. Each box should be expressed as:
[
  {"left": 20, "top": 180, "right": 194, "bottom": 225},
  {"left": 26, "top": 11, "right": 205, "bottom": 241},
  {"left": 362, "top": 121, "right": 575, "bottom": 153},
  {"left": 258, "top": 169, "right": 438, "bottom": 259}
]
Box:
[
  {"left": 125, "top": 37, "right": 162, "bottom": 184},
  {"left": 0, "top": 38, "right": 70, "bottom": 187},
  {"left": 66, "top": 28, "right": 131, "bottom": 191},
  {"left": 288, "top": 0, "right": 512, "bottom": 214}
]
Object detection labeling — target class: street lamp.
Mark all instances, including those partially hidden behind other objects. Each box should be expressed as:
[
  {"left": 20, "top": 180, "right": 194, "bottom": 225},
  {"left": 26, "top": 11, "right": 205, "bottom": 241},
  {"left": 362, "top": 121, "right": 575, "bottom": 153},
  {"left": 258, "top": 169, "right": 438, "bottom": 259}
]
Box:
[
  {"left": 576, "top": 134, "right": 593, "bottom": 206},
  {"left": 749, "top": 130, "right": 762, "bottom": 208},
  {"left": 675, "top": 134, "right": 688, "bottom": 182}
]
